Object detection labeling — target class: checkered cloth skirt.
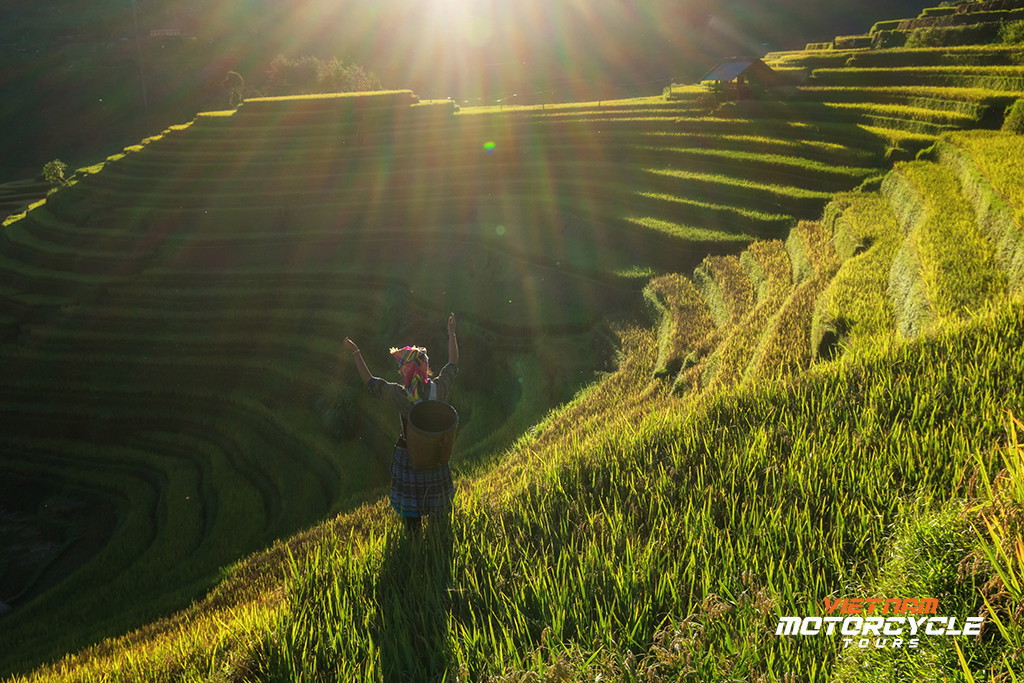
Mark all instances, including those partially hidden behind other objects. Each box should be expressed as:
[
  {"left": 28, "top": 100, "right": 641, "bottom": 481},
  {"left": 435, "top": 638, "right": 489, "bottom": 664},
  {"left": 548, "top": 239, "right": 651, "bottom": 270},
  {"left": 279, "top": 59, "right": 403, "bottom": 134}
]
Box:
[{"left": 390, "top": 446, "right": 454, "bottom": 517}]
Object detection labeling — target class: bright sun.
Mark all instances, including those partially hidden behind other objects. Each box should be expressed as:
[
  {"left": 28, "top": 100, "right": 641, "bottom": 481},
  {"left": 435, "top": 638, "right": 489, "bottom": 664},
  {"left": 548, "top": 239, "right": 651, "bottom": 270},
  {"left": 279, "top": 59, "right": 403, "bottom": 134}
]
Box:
[{"left": 427, "top": 0, "right": 499, "bottom": 48}]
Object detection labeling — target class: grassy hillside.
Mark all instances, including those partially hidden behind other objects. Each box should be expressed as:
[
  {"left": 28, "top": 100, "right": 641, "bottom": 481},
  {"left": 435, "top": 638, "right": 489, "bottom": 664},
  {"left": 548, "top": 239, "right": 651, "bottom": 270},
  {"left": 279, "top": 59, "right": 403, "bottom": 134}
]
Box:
[{"left": 2, "top": 22, "right": 1024, "bottom": 683}]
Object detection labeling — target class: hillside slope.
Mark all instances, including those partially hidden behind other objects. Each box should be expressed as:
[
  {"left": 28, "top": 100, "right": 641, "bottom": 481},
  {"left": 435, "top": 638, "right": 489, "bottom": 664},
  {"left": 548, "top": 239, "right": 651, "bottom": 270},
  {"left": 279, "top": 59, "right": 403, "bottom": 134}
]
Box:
[
  {"left": 1, "top": 85, "right": 909, "bottom": 669},
  {"left": 3, "top": 29, "right": 1024, "bottom": 683},
  {"left": 10, "top": 128, "right": 1024, "bottom": 680}
]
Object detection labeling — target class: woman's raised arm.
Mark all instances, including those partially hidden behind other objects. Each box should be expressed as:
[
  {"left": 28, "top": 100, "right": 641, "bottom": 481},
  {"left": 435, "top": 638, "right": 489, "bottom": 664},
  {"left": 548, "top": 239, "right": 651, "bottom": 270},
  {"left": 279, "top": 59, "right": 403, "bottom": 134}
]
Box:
[{"left": 343, "top": 337, "right": 373, "bottom": 384}]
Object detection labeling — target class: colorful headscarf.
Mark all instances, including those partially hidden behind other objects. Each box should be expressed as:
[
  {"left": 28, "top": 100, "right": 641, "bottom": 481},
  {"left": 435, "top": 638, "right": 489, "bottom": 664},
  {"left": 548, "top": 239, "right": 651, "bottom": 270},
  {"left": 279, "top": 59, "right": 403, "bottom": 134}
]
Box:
[{"left": 390, "top": 346, "right": 429, "bottom": 402}]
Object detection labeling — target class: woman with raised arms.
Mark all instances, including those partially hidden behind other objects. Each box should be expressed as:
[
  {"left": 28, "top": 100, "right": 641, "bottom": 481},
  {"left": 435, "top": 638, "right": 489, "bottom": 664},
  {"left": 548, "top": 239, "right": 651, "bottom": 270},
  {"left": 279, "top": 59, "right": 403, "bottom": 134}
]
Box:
[{"left": 342, "top": 313, "right": 459, "bottom": 533}]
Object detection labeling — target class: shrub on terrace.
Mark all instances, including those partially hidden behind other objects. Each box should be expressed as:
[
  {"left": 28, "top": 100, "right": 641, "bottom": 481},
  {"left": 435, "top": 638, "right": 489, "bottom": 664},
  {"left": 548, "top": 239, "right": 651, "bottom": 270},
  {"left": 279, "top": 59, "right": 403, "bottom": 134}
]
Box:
[
  {"left": 1004, "top": 97, "right": 1024, "bottom": 131},
  {"left": 872, "top": 30, "right": 909, "bottom": 48},
  {"left": 1001, "top": 19, "right": 1024, "bottom": 42},
  {"left": 833, "top": 35, "right": 873, "bottom": 49}
]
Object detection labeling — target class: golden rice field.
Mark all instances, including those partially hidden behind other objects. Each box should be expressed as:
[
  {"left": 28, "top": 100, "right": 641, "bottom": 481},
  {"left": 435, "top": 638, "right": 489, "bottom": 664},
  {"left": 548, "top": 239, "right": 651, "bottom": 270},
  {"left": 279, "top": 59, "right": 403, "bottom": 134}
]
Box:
[{"left": 2, "top": 20, "right": 1024, "bottom": 682}]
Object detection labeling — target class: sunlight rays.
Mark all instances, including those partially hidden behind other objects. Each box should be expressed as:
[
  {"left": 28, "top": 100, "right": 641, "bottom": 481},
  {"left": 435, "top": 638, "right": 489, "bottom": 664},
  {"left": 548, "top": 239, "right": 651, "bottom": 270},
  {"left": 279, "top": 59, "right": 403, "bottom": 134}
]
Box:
[{"left": 189, "top": 0, "right": 715, "bottom": 103}]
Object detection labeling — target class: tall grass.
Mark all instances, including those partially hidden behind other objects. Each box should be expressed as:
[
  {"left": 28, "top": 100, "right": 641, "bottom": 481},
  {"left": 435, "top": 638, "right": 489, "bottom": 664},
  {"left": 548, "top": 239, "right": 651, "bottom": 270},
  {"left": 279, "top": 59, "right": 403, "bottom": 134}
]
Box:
[
  {"left": 812, "top": 193, "right": 901, "bottom": 357},
  {"left": 886, "top": 161, "right": 1006, "bottom": 338},
  {"left": 693, "top": 255, "right": 757, "bottom": 327},
  {"left": 943, "top": 130, "right": 1024, "bottom": 224},
  {"left": 699, "top": 241, "right": 794, "bottom": 394},
  {"left": 934, "top": 133, "right": 1024, "bottom": 290},
  {"left": 237, "top": 295, "right": 1024, "bottom": 682},
  {"left": 645, "top": 274, "right": 715, "bottom": 378},
  {"left": 811, "top": 66, "right": 1024, "bottom": 91},
  {"left": 833, "top": 411, "right": 1024, "bottom": 681}
]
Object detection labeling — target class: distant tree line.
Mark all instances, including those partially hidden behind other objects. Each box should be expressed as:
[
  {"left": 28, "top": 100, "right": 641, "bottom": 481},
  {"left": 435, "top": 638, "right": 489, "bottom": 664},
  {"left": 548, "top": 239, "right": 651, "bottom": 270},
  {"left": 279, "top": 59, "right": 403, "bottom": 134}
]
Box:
[
  {"left": 223, "top": 56, "right": 383, "bottom": 105},
  {"left": 266, "top": 55, "right": 381, "bottom": 95}
]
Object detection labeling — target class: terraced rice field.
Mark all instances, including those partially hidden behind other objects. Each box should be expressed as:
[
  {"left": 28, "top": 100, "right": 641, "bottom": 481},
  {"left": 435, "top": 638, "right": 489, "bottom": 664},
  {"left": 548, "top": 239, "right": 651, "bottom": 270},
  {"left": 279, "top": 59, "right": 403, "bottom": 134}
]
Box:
[
  {"left": 0, "top": 180, "right": 50, "bottom": 224},
  {"left": 0, "top": 86, "right": 885, "bottom": 664},
  {"left": 35, "top": 120, "right": 1019, "bottom": 681},
  {"left": 2, "top": 35, "right": 1024, "bottom": 675},
  {"left": 648, "top": 126, "right": 1023, "bottom": 403},
  {"left": 763, "top": 44, "right": 1024, "bottom": 151}
]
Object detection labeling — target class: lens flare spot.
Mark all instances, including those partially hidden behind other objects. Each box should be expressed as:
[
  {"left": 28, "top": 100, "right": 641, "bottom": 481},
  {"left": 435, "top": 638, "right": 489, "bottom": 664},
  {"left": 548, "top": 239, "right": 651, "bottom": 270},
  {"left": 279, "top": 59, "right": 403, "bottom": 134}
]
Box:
[{"left": 483, "top": 141, "right": 496, "bottom": 153}]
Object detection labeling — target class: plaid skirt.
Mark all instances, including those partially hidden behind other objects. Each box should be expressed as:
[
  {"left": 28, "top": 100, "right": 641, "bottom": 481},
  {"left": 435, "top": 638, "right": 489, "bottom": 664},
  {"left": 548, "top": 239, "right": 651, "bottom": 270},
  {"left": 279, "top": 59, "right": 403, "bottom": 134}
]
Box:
[{"left": 390, "top": 446, "right": 454, "bottom": 518}]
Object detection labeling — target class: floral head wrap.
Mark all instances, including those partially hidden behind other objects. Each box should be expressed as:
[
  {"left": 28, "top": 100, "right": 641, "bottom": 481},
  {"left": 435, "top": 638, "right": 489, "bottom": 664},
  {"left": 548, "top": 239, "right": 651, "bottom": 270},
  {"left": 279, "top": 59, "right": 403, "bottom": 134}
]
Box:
[{"left": 390, "top": 346, "right": 429, "bottom": 402}]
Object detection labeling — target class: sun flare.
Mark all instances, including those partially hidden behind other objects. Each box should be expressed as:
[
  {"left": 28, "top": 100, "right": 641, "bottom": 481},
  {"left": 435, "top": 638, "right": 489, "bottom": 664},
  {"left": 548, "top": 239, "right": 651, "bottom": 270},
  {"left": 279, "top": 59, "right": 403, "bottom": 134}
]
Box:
[{"left": 428, "top": 0, "right": 498, "bottom": 47}]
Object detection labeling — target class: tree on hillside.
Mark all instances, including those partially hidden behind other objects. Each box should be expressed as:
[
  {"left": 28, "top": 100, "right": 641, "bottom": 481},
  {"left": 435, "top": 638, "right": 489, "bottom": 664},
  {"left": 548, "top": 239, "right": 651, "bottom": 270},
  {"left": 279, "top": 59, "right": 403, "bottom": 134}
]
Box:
[
  {"left": 222, "top": 71, "right": 246, "bottom": 107},
  {"left": 316, "top": 58, "right": 381, "bottom": 93},
  {"left": 42, "top": 159, "right": 68, "bottom": 186}
]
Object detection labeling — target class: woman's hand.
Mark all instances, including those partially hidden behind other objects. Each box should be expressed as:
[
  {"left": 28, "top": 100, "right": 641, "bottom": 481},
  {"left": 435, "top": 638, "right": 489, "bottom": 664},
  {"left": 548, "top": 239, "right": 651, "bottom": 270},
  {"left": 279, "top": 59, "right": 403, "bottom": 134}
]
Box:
[
  {"left": 447, "top": 313, "right": 457, "bottom": 336},
  {"left": 343, "top": 337, "right": 359, "bottom": 354}
]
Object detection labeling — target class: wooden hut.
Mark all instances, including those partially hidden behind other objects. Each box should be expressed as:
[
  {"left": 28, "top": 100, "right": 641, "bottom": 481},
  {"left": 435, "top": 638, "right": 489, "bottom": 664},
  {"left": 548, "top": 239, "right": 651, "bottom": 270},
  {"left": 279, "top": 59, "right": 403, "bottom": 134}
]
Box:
[{"left": 699, "top": 58, "right": 779, "bottom": 99}]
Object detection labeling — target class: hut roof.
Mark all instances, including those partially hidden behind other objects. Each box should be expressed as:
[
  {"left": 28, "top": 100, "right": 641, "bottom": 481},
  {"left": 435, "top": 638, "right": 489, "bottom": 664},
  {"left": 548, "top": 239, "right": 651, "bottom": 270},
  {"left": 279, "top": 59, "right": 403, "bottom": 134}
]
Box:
[{"left": 699, "top": 59, "right": 777, "bottom": 83}]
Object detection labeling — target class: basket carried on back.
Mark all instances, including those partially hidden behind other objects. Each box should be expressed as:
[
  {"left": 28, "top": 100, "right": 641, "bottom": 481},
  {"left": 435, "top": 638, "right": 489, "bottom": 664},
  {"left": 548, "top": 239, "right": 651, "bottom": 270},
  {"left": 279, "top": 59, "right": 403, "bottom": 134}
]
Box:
[{"left": 406, "top": 400, "right": 459, "bottom": 469}]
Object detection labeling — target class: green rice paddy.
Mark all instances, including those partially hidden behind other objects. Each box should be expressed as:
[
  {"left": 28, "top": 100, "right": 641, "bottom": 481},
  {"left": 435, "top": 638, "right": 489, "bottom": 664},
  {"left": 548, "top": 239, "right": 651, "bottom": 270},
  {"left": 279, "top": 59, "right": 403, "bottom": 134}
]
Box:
[{"left": 2, "top": 14, "right": 1024, "bottom": 682}]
